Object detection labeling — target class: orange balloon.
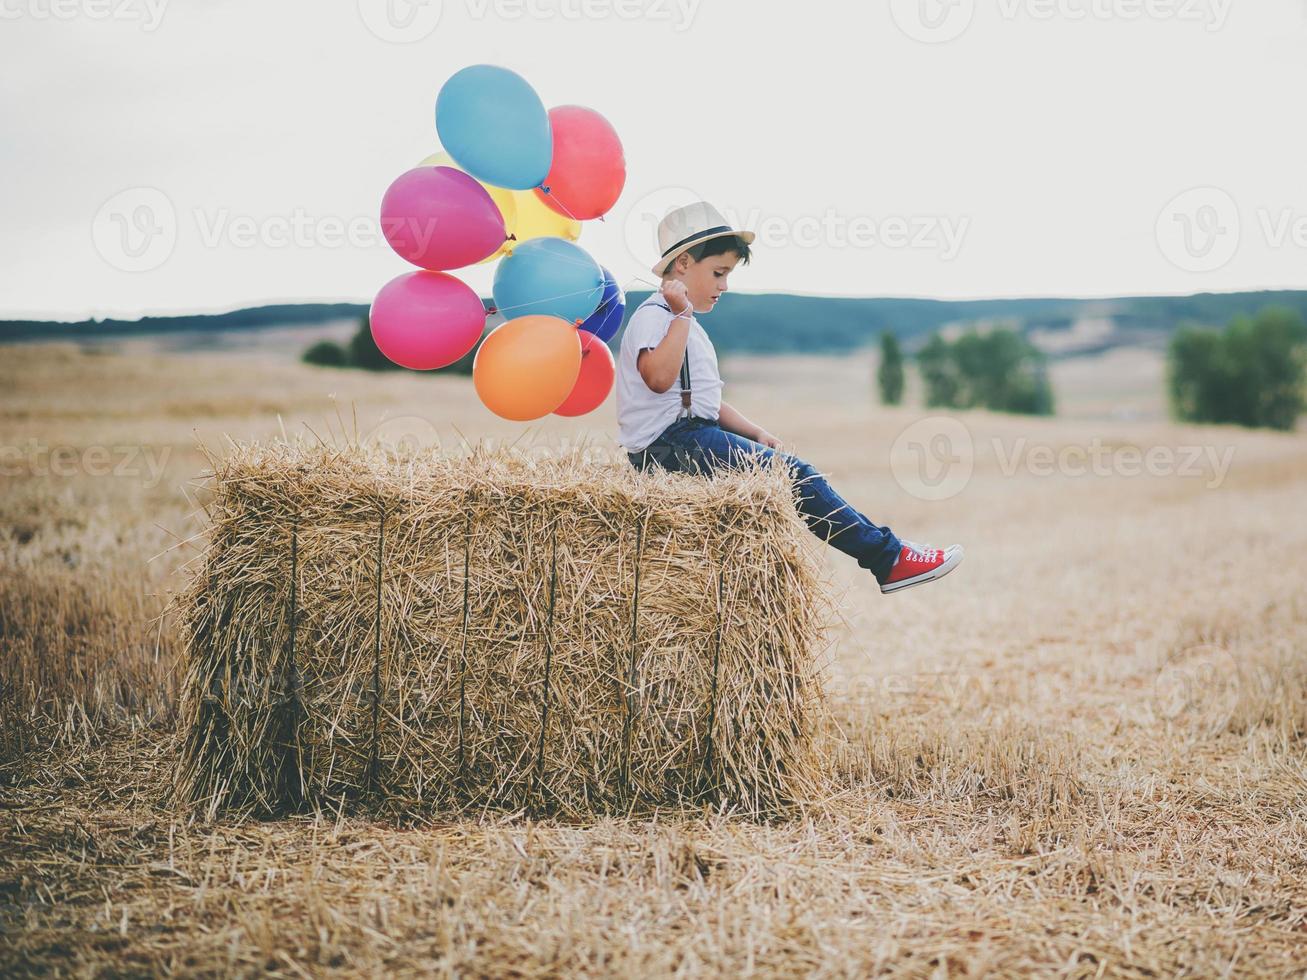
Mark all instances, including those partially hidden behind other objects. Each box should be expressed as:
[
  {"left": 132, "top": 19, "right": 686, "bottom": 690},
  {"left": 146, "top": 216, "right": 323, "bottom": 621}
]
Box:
[
  {"left": 473, "top": 315, "right": 582, "bottom": 421},
  {"left": 554, "top": 330, "right": 615, "bottom": 417}
]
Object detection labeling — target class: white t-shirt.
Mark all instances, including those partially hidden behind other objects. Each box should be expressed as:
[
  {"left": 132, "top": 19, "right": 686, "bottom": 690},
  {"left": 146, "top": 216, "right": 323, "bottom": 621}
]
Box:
[{"left": 615, "top": 294, "right": 724, "bottom": 453}]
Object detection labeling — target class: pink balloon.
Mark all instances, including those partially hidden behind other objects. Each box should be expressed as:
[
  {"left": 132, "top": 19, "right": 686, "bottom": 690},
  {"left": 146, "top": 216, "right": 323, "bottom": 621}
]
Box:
[
  {"left": 554, "top": 329, "right": 615, "bottom": 417},
  {"left": 370, "top": 271, "right": 486, "bottom": 370},
  {"left": 380, "top": 166, "right": 507, "bottom": 270}
]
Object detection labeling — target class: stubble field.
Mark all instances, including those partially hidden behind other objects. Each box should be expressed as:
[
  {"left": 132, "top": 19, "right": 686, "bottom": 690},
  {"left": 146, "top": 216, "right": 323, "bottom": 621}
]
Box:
[{"left": 2, "top": 341, "right": 1304, "bottom": 977}]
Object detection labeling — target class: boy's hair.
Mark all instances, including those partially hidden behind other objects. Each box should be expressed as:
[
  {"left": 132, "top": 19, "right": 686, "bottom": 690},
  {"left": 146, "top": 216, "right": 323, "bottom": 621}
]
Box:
[{"left": 675, "top": 234, "right": 752, "bottom": 268}]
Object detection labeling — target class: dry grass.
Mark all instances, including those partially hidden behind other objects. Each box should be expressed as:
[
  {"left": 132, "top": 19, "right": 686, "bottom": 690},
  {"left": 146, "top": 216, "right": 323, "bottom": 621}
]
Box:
[{"left": 2, "top": 342, "right": 1305, "bottom": 977}]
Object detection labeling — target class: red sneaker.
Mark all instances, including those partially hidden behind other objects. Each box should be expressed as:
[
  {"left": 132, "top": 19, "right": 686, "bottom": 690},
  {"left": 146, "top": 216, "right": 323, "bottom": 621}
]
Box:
[{"left": 879, "top": 542, "right": 964, "bottom": 595}]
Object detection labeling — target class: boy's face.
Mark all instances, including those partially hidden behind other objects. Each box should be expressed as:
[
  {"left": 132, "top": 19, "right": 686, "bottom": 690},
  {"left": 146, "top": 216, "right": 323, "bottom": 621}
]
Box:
[{"left": 668, "top": 250, "right": 741, "bottom": 314}]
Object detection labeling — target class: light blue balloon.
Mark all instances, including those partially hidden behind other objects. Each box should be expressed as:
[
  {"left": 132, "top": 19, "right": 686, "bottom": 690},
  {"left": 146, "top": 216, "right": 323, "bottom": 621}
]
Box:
[
  {"left": 436, "top": 65, "right": 552, "bottom": 191},
  {"left": 493, "top": 238, "right": 604, "bottom": 324}
]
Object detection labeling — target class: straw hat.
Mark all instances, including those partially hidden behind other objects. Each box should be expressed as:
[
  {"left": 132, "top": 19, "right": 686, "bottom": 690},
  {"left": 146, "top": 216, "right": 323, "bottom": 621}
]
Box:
[{"left": 651, "top": 201, "right": 755, "bottom": 276}]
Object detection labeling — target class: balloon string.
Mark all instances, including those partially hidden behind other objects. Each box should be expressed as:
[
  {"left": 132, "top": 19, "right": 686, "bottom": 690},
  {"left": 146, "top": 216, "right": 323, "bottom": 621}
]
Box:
[
  {"left": 486, "top": 284, "right": 607, "bottom": 318},
  {"left": 483, "top": 274, "right": 670, "bottom": 324},
  {"left": 537, "top": 184, "right": 584, "bottom": 224}
]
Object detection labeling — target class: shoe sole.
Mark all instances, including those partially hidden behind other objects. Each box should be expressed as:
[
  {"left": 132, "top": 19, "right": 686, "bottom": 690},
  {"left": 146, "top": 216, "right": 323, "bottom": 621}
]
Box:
[{"left": 880, "top": 546, "right": 964, "bottom": 595}]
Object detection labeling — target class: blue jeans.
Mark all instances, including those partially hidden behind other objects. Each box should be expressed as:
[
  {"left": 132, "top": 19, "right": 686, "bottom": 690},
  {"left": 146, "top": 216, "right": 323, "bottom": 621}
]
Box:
[{"left": 627, "top": 417, "right": 902, "bottom": 582}]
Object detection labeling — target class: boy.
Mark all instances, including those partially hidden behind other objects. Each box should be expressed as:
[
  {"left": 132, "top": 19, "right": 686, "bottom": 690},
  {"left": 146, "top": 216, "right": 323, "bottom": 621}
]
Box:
[{"left": 616, "top": 202, "right": 963, "bottom": 594}]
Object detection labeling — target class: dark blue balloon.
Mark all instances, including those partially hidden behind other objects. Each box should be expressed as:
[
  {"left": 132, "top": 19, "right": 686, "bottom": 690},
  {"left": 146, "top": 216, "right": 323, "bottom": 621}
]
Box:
[{"left": 579, "top": 266, "right": 625, "bottom": 343}]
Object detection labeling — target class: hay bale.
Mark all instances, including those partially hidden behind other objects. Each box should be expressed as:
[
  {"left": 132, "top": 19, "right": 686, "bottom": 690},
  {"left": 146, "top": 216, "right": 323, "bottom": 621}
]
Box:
[{"left": 173, "top": 438, "right": 835, "bottom": 819}]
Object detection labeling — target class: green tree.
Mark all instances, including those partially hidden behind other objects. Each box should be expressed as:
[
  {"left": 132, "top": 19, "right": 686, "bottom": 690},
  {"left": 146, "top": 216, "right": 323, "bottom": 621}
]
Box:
[
  {"left": 877, "top": 331, "right": 904, "bottom": 405},
  {"left": 917, "top": 333, "right": 962, "bottom": 409},
  {"left": 1168, "top": 306, "right": 1307, "bottom": 430},
  {"left": 302, "top": 314, "right": 490, "bottom": 374},
  {"left": 301, "top": 339, "right": 348, "bottom": 367},
  {"left": 915, "top": 328, "right": 1053, "bottom": 416},
  {"left": 347, "top": 314, "right": 403, "bottom": 371}
]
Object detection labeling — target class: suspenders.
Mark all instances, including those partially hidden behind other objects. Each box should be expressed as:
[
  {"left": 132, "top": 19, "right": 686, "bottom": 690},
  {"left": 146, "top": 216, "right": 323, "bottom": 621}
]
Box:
[
  {"left": 654, "top": 301, "right": 694, "bottom": 419},
  {"left": 678, "top": 346, "right": 692, "bottom": 417}
]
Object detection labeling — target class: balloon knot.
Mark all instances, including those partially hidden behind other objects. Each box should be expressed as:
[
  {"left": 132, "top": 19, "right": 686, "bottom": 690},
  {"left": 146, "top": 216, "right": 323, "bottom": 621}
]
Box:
[
  {"left": 541, "top": 184, "right": 551, "bottom": 195},
  {"left": 507, "top": 234, "right": 517, "bottom": 241},
  {"left": 486, "top": 305, "right": 498, "bottom": 315}
]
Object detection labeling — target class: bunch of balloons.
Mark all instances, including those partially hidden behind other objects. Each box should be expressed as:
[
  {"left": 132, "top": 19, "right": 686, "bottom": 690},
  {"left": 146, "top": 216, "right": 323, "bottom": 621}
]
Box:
[{"left": 369, "top": 64, "right": 628, "bottom": 421}]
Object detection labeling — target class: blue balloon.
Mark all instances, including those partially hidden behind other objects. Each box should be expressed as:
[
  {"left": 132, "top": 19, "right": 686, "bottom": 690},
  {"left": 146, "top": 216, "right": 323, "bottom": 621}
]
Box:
[
  {"left": 579, "top": 266, "right": 625, "bottom": 343},
  {"left": 493, "top": 238, "right": 604, "bottom": 324},
  {"left": 436, "top": 65, "right": 552, "bottom": 191}
]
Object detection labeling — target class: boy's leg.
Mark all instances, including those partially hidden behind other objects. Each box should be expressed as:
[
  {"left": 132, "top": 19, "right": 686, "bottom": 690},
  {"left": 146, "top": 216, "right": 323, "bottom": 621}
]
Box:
[{"left": 658, "top": 421, "right": 903, "bottom": 580}]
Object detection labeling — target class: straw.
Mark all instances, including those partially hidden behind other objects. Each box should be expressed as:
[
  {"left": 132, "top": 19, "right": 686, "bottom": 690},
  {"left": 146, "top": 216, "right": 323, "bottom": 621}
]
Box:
[{"left": 172, "top": 437, "right": 837, "bottom": 821}]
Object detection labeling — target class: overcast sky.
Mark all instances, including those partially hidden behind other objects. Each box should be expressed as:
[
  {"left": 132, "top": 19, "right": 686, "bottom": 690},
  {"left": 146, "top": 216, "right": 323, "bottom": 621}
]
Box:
[{"left": 2, "top": 0, "right": 1304, "bottom": 320}]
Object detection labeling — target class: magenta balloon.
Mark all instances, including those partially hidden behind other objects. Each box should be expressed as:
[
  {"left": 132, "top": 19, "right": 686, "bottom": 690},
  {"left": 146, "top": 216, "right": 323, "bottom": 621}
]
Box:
[
  {"left": 380, "top": 166, "right": 507, "bottom": 270},
  {"left": 370, "top": 271, "right": 487, "bottom": 370}
]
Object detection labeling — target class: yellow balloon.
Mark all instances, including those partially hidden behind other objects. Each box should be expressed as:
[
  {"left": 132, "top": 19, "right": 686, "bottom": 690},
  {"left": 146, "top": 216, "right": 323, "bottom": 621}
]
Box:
[
  {"left": 508, "top": 188, "right": 581, "bottom": 252},
  {"left": 419, "top": 151, "right": 518, "bottom": 265}
]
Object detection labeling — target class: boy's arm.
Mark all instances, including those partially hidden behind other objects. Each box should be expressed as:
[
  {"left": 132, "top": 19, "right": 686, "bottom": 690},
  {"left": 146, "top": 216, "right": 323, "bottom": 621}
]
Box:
[
  {"left": 720, "top": 401, "right": 782, "bottom": 448},
  {"left": 637, "top": 280, "right": 695, "bottom": 394},
  {"left": 636, "top": 317, "right": 692, "bottom": 394}
]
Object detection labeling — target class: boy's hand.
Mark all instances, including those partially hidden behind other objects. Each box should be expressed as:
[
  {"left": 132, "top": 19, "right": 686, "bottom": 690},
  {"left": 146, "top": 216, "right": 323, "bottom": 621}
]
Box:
[
  {"left": 660, "top": 279, "right": 693, "bottom": 317},
  {"left": 755, "top": 429, "right": 783, "bottom": 450}
]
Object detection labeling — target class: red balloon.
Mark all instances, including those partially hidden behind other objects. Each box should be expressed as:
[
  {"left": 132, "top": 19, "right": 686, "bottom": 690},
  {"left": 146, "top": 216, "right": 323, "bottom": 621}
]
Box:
[
  {"left": 534, "top": 106, "right": 626, "bottom": 221},
  {"left": 553, "top": 329, "right": 615, "bottom": 417}
]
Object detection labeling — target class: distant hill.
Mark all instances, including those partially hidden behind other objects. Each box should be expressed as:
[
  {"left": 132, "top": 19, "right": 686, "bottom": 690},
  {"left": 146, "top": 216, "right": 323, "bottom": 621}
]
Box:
[
  {"left": 0, "top": 304, "right": 365, "bottom": 342},
  {"left": 5, "top": 289, "right": 1306, "bottom": 358}
]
